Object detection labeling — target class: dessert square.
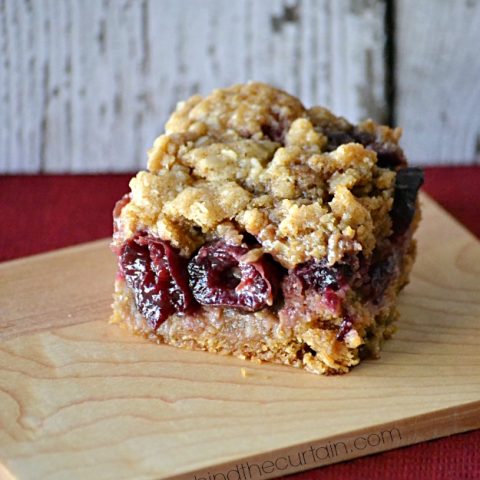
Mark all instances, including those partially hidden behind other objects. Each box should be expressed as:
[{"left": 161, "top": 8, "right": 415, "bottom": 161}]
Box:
[{"left": 111, "top": 82, "right": 423, "bottom": 374}]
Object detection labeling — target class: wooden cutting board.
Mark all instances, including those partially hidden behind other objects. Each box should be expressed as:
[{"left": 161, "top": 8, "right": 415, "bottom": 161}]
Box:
[{"left": 1, "top": 193, "right": 479, "bottom": 480}]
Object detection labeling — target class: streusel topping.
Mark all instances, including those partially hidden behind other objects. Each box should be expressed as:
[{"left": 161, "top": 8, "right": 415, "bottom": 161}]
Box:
[{"left": 116, "top": 82, "right": 402, "bottom": 268}]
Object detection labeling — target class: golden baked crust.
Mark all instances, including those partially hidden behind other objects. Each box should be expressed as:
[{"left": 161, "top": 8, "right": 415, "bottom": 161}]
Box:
[
  {"left": 111, "top": 82, "right": 422, "bottom": 375},
  {"left": 114, "top": 82, "right": 398, "bottom": 269}
]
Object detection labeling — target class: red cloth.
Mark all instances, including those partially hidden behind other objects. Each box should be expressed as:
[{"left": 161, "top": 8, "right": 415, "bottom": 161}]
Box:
[{"left": 1, "top": 167, "right": 479, "bottom": 479}]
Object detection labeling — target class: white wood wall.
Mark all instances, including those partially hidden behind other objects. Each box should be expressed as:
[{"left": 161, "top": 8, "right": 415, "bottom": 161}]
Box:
[
  {"left": 0, "top": 0, "right": 478, "bottom": 173},
  {"left": 396, "top": 0, "right": 480, "bottom": 165}
]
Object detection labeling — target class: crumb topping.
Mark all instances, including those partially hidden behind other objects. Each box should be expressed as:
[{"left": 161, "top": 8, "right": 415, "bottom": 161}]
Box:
[{"left": 116, "top": 82, "right": 402, "bottom": 268}]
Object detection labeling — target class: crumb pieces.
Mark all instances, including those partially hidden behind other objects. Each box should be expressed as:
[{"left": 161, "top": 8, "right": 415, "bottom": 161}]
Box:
[{"left": 115, "top": 82, "right": 401, "bottom": 266}]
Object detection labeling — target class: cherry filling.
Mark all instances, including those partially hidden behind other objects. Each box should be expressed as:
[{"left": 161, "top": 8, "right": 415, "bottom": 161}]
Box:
[
  {"left": 281, "top": 258, "right": 355, "bottom": 317},
  {"left": 261, "top": 119, "right": 287, "bottom": 144},
  {"left": 356, "top": 249, "right": 399, "bottom": 304},
  {"left": 116, "top": 164, "right": 422, "bottom": 328},
  {"left": 391, "top": 167, "right": 424, "bottom": 236},
  {"left": 119, "top": 233, "right": 196, "bottom": 330},
  {"left": 188, "top": 240, "right": 281, "bottom": 311},
  {"left": 294, "top": 258, "right": 353, "bottom": 292}
]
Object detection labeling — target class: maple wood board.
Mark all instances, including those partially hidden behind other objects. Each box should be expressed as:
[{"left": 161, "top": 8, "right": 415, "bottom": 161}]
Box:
[{"left": 1, "top": 193, "right": 479, "bottom": 480}]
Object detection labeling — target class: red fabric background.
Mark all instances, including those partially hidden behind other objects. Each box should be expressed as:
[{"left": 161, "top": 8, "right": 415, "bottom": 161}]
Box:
[{"left": 1, "top": 166, "right": 479, "bottom": 479}]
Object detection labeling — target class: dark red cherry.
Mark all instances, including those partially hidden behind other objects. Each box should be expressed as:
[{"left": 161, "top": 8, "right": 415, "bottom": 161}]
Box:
[
  {"left": 261, "top": 122, "right": 286, "bottom": 143},
  {"left": 119, "top": 233, "right": 196, "bottom": 330},
  {"left": 294, "top": 258, "right": 353, "bottom": 292},
  {"left": 368, "top": 143, "right": 407, "bottom": 169},
  {"left": 188, "top": 240, "right": 281, "bottom": 311}
]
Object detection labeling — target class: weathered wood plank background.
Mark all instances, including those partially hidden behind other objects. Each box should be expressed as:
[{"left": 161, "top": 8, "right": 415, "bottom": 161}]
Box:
[
  {"left": 396, "top": 0, "right": 480, "bottom": 165},
  {"left": 0, "top": 0, "right": 478, "bottom": 173}
]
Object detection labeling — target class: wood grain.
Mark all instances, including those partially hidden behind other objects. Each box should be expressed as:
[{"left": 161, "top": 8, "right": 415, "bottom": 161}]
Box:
[
  {"left": 396, "top": 0, "right": 480, "bottom": 165},
  {"left": 0, "top": 193, "right": 479, "bottom": 479},
  {"left": 0, "top": 0, "right": 386, "bottom": 173}
]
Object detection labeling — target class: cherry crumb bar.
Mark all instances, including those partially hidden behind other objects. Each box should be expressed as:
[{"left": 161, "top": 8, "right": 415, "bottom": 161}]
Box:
[{"left": 110, "top": 82, "right": 423, "bottom": 375}]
